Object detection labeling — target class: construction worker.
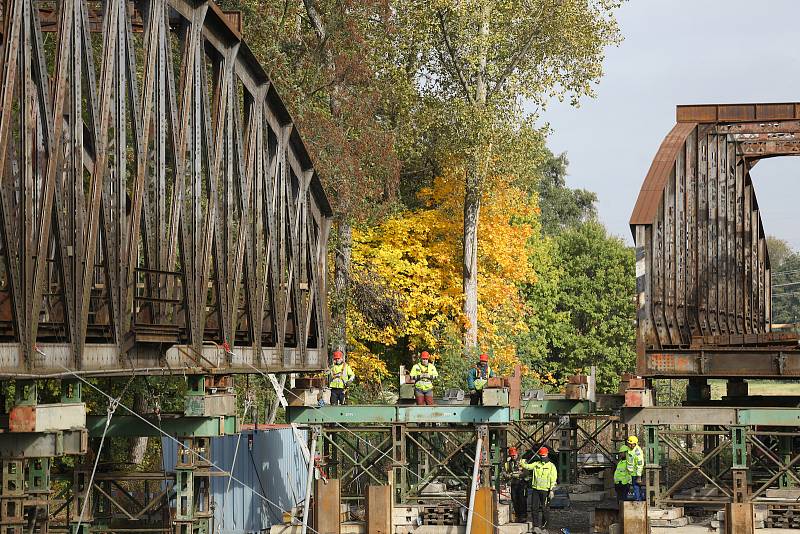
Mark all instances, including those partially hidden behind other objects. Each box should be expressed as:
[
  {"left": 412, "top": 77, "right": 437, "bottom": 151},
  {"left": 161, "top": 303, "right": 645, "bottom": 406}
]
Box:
[
  {"left": 327, "top": 350, "right": 354, "bottom": 405},
  {"left": 467, "top": 353, "right": 495, "bottom": 405},
  {"left": 520, "top": 446, "right": 558, "bottom": 530},
  {"left": 614, "top": 445, "right": 632, "bottom": 502},
  {"left": 503, "top": 446, "right": 528, "bottom": 522},
  {"left": 409, "top": 351, "right": 438, "bottom": 405},
  {"left": 626, "top": 435, "right": 645, "bottom": 501}
]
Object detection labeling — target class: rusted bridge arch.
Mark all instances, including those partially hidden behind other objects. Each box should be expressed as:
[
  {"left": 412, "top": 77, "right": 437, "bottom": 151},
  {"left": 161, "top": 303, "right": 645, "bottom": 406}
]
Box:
[
  {"left": 0, "top": 0, "right": 332, "bottom": 375},
  {"left": 631, "top": 103, "right": 800, "bottom": 378}
]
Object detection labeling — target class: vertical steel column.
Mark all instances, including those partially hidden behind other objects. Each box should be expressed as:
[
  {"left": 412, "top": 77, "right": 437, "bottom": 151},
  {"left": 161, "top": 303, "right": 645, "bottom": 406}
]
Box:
[
  {"left": 731, "top": 426, "right": 749, "bottom": 504},
  {"left": 557, "top": 416, "right": 577, "bottom": 484},
  {"left": 779, "top": 436, "right": 792, "bottom": 488},
  {"left": 644, "top": 425, "right": 662, "bottom": 506},
  {"left": 392, "top": 424, "right": 407, "bottom": 503},
  {"left": 173, "top": 437, "right": 213, "bottom": 534}
]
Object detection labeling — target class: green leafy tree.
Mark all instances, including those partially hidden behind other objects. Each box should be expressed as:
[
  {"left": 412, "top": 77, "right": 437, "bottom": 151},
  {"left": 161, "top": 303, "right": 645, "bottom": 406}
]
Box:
[
  {"left": 767, "top": 236, "right": 800, "bottom": 326},
  {"left": 392, "top": 0, "right": 622, "bottom": 346},
  {"left": 535, "top": 151, "right": 597, "bottom": 235},
  {"left": 220, "top": 0, "right": 407, "bottom": 353},
  {"left": 517, "top": 222, "right": 635, "bottom": 392}
]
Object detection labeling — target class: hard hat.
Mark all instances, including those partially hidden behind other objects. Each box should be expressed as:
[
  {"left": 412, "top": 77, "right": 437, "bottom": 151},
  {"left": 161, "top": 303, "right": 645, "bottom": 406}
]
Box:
[
  {"left": 627, "top": 436, "right": 638, "bottom": 445},
  {"left": 333, "top": 350, "right": 343, "bottom": 360},
  {"left": 479, "top": 353, "right": 489, "bottom": 362},
  {"left": 618, "top": 445, "right": 629, "bottom": 453},
  {"left": 421, "top": 351, "right": 430, "bottom": 360},
  {"left": 538, "top": 446, "right": 549, "bottom": 457},
  {"left": 508, "top": 446, "right": 518, "bottom": 455}
]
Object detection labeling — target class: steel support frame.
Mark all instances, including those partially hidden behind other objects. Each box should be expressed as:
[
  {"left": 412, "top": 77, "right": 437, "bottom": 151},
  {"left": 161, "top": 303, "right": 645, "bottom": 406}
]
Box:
[
  {"left": 318, "top": 423, "right": 503, "bottom": 506},
  {"left": 0, "top": 0, "right": 332, "bottom": 377}
]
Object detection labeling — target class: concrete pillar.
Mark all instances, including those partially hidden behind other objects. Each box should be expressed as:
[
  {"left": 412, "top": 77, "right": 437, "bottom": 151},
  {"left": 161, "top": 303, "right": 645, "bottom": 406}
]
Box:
[
  {"left": 687, "top": 378, "right": 710, "bottom": 402},
  {"left": 726, "top": 379, "right": 748, "bottom": 398}
]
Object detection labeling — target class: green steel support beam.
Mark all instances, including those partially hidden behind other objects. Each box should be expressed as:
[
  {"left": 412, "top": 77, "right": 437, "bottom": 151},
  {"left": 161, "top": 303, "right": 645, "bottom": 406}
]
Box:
[
  {"left": 644, "top": 425, "right": 662, "bottom": 506},
  {"left": 287, "top": 405, "right": 512, "bottom": 424},
  {"left": 523, "top": 399, "right": 596, "bottom": 416},
  {"left": 86, "top": 415, "right": 237, "bottom": 437}
]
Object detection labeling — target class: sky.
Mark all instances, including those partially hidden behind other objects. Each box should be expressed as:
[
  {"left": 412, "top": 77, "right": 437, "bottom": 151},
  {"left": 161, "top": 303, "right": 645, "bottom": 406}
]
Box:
[{"left": 539, "top": 0, "right": 800, "bottom": 250}]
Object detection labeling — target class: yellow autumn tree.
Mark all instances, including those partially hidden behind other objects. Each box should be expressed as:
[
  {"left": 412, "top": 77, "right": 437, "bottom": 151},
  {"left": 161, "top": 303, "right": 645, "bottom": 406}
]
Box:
[{"left": 345, "top": 161, "right": 554, "bottom": 383}]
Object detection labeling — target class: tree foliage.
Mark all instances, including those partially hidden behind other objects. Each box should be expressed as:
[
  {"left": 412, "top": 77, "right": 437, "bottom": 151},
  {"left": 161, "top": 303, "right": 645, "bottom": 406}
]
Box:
[
  {"left": 388, "top": 0, "right": 622, "bottom": 344},
  {"left": 516, "top": 222, "right": 636, "bottom": 392},
  {"left": 768, "top": 236, "right": 800, "bottom": 326}
]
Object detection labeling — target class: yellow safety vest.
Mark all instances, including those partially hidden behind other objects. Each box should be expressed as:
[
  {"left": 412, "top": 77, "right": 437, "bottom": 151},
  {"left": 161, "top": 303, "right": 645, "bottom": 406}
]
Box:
[
  {"left": 626, "top": 445, "right": 644, "bottom": 477},
  {"left": 328, "top": 362, "right": 354, "bottom": 389},
  {"left": 410, "top": 362, "right": 438, "bottom": 392},
  {"left": 520, "top": 459, "right": 557, "bottom": 491},
  {"left": 614, "top": 459, "right": 632, "bottom": 485},
  {"left": 473, "top": 365, "right": 492, "bottom": 391}
]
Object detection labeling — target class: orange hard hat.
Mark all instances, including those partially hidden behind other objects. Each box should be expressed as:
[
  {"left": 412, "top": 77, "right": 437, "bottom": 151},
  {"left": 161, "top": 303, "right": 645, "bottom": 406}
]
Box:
[
  {"left": 508, "top": 446, "right": 518, "bottom": 455},
  {"left": 333, "top": 350, "right": 343, "bottom": 360},
  {"left": 421, "top": 351, "right": 430, "bottom": 359},
  {"left": 479, "top": 353, "right": 489, "bottom": 362},
  {"left": 538, "top": 446, "right": 549, "bottom": 457}
]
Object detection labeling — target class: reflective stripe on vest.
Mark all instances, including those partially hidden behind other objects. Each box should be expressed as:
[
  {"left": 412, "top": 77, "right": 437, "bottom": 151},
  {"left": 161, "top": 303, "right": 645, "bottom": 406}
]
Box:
[
  {"left": 530, "top": 461, "right": 557, "bottom": 491},
  {"left": 412, "top": 363, "right": 435, "bottom": 391},
  {"left": 330, "top": 363, "right": 348, "bottom": 389}
]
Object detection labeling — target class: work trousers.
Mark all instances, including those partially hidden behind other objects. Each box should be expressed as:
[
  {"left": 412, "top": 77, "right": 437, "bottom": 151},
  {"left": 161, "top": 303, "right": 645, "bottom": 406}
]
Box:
[
  {"left": 414, "top": 390, "right": 434, "bottom": 405},
  {"left": 615, "top": 483, "right": 630, "bottom": 502},
  {"left": 469, "top": 391, "right": 482, "bottom": 405},
  {"left": 510, "top": 480, "right": 527, "bottom": 522},
  {"left": 631, "top": 476, "right": 644, "bottom": 501},
  {"left": 529, "top": 489, "right": 549, "bottom": 527},
  {"left": 330, "top": 388, "right": 346, "bottom": 405}
]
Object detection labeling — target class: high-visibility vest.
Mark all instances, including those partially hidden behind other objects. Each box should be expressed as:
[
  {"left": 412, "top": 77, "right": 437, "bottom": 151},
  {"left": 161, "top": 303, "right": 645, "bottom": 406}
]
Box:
[
  {"left": 328, "top": 362, "right": 354, "bottom": 389},
  {"left": 520, "top": 459, "right": 557, "bottom": 491},
  {"left": 614, "top": 459, "right": 632, "bottom": 485},
  {"left": 410, "top": 362, "right": 438, "bottom": 392},
  {"left": 473, "top": 365, "right": 492, "bottom": 391},
  {"left": 504, "top": 458, "right": 525, "bottom": 480},
  {"left": 626, "top": 445, "right": 644, "bottom": 477}
]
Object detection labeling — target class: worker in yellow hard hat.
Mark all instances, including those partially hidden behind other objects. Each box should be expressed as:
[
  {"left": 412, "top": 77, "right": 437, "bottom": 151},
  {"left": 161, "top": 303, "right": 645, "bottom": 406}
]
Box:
[
  {"left": 614, "top": 445, "right": 632, "bottom": 502},
  {"left": 626, "top": 436, "right": 644, "bottom": 501}
]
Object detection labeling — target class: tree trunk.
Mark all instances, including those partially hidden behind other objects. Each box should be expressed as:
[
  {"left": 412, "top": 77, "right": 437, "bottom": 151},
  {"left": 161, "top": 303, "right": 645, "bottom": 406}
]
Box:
[
  {"left": 332, "top": 219, "right": 352, "bottom": 353},
  {"left": 129, "top": 390, "right": 149, "bottom": 464},
  {"left": 462, "top": 1, "right": 491, "bottom": 349},
  {"left": 463, "top": 178, "right": 481, "bottom": 347}
]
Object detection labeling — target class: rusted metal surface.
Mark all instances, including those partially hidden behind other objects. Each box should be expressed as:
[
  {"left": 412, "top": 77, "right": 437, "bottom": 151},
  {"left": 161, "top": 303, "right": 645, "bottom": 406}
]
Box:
[
  {"left": 0, "top": 0, "right": 332, "bottom": 375},
  {"left": 629, "top": 103, "right": 800, "bottom": 377}
]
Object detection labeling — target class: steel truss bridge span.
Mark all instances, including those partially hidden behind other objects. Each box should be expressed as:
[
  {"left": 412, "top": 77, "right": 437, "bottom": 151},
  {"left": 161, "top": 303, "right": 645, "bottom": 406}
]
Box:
[
  {"left": 631, "top": 103, "right": 800, "bottom": 378},
  {"left": 0, "top": 0, "right": 332, "bottom": 376}
]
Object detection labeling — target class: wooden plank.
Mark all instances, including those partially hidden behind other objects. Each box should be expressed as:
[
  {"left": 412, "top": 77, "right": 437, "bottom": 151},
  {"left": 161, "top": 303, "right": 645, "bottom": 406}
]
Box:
[
  {"left": 366, "top": 486, "right": 391, "bottom": 534},
  {"left": 470, "top": 487, "right": 494, "bottom": 534},
  {"left": 313, "top": 478, "right": 341, "bottom": 534}
]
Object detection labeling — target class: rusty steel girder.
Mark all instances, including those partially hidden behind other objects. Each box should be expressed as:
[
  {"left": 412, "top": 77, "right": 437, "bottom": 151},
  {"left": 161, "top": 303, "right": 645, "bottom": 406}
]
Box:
[
  {"left": 631, "top": 103, "right": 800, "bottom": 378},
  {"left": 0, "top": 0, "right": 332, "bottom": 375}
]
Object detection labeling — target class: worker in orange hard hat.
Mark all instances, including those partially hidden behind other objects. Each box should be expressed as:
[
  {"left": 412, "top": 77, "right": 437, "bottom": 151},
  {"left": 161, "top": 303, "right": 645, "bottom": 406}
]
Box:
[
  {"left": 409, "top": 351, "right": 438, "bottom": 405},
  {"left": 327, "top": 350, "right": 354, "bottom": 405},
  {"left": 520, "top": 447, "right": 558, "bottom": 529},
  {"left": 467, "top": 353, "right": 495, "bottom": 405},
  {"left": 503, "top": 446, "right": 528, "bottom": 522}
]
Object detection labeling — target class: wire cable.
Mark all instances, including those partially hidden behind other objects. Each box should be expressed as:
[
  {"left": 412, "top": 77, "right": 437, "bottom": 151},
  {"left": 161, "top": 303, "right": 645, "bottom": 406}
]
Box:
[{"left": 54, "top": 363, "right": 325, "bottom": 534}]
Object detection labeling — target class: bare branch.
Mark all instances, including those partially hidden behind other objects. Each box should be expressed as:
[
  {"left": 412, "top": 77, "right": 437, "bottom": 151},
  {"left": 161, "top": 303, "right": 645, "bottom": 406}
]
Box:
[{"left": 436, "top": 10, "right": 474, "bottom": 105}]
